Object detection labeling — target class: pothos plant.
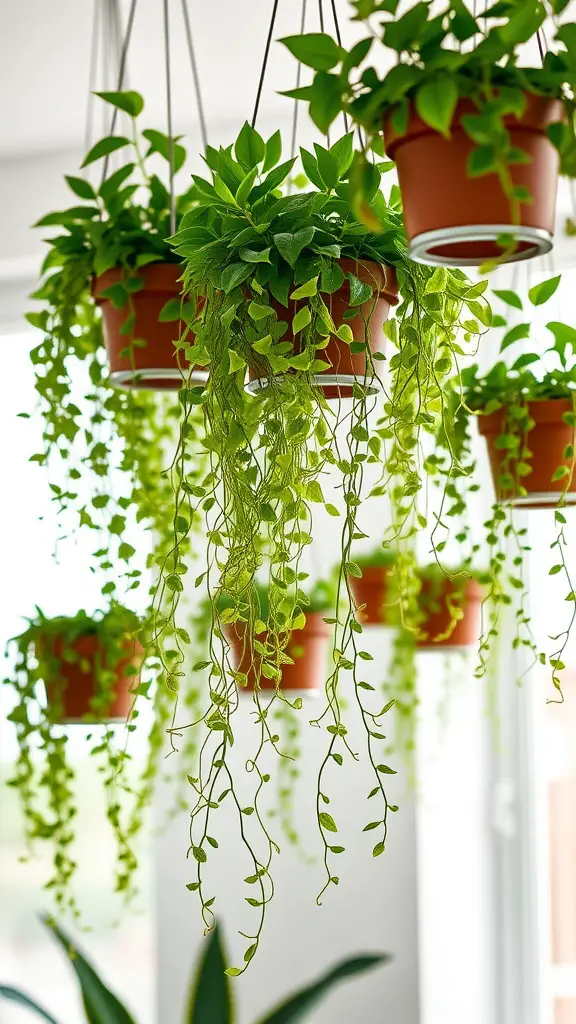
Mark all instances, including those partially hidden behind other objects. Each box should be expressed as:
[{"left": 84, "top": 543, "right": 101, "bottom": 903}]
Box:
[
  {"left": 153, "top": 119, "right": 492, "bottom": 970},
  {"left": 281, "top": 1, "right": 576, "bottom": 228},
  {"left": 435, "top": 275, "right": 576, "bottom": 697},
  {"left": 3, "top": 604, "right": 155, "bottom": 917}
]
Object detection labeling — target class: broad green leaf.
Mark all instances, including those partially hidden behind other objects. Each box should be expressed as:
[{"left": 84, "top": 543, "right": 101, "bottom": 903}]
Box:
[
  {"left": 292, "top": 306, "right": 311, "bottom": 333},
  {"left": 94, "top": 90, "right": 144, "bottom": 117},
  {"left": 186, "top": 924, "right": 233, "bottom": 1024},
  {"left": 499, "top": 323, "right": 530, "bottom": 352},
  {"left": 0, "top": 985, "right": 61, "bottom": 1024},
  {"left": 239, "top": 247, "right": 272, "bottom": 263},
  {"left": 274, "top": 227, "right": 315, "bottom": 267},
  {"left": 309, "top": 71, "right": 343, "bottom": 134},
  {"left": 415, "top": 78, "right": 458, "bottom": 137},
  {"left": 425, "top": 266, "right": 447, "bottom": 293},
  {"left": 319, "top": 811, "right": 338, "bottom": 832},
  {"left": 81, "top": 135, "right": 131, "bottom": 168},
  {"left": 263, "top": 129, "right": 282, "bottom": 172},
  {"left": 42, "top": 917, "right": 136, "bottom": 1024},
  {"left": 142, "top": 129, "right": 186, "bottom": 172},
  {"left": 290, "top": 277, "right": 318, "bottom": 300},
  {"left": 493, "top": 289, "right": 523, "bottom": 310},
  {"left": 228, "top": 350, "right": 246, "bottom": 374},
  {"left": 347, "top": 273, "right": 373, "bottom": 306},
  {"left": 280, "top": 33, "right": 344, "bottom": 72},
  {"left": 451, "top": 0, "right": 478, "bottom": 40},
  {"left": 528, "top": 275, "right": 561, "bottom": 306},
  {"left": 235, "top": 121, "right": 265, "bottom": 170},
  {"left": 236, "top": 167, "right": 258, "bottom": 206},
  {"left": 65, "top": 175, "right": 96, "bottom": 200},
  {"left": 256, "top": 953, "right": 390, "bottom": 1024},
  {"left": 220, "top": 262, "right": 253, "bottom": 293}
]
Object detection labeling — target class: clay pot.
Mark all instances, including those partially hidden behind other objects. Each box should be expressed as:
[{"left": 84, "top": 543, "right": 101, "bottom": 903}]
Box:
[
  {"left": 417, "top": 578, "right": 483, "bottom": 650},
  {"left": 93, "top": 262, "right": 207, "bottom": 390},
  {"left": 249, "top": 258, "right": 398, "bottom": 399},
  {"left": 41, "top": 633, "right": 142, "bottom": 723},
  {"left": 478, "top": 399, "right": 576, "bottom": 509},
  {"left": 224, "top": 613, "right": 330, "bottom": 691},
  {"left": 349, "top": 566, "right": 395, "bottom": 625},
  {"left": 384, "top": 94, "right": 562, "bottom": 266}
]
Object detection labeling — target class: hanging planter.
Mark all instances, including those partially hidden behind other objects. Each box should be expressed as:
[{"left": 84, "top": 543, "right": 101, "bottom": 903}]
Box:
[
  {"left": 348, "top": 550, "right": 398, "bottom": 624},
  {"left": 224, "top": 613, "right": 330, "bottom": 692},
  {"left": 41, "top": 630, "right": 142, "bottom": 724},
  {"left": 416, "top": 572, "right": 483, "bottom": 651},
  {"left": 479, "top": 399, "right": 576, "bottom": 508},
  {"left": 94, "top": 263, "right": 208, "bottom": 391},
  {"left": 282, "top": 9, "right": 576, "bottom": 267},
  {"left": 247, "top": 259, "right": 398, "bottom": 399},
  {"left": 5, "top": 604, "right": 151, "bottom": 912},
  {"left": 383, "top": 96, "right": 561, "bottom": 267}
]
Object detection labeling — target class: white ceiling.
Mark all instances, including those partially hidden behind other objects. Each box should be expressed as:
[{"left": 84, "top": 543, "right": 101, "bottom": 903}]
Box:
[{"left": 0, "top": 0, "right": 360, "bottom": 159}]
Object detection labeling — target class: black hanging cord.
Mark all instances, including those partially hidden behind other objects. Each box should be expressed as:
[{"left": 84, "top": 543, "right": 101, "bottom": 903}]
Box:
[
  {"left": 318, "top": 0, "right": 325, "bottom": 31},
  {"left": 181, "top": 0, "right": 209, "bottom": 149},
  {"left": 289, "top": 0, "right": 308, "bottom": 167},
  {"left": 163, "top": 0, "right": 177, "bottom": 236},
  {"left": 252, "top": 0, "right": 280, "bottom": 128}
]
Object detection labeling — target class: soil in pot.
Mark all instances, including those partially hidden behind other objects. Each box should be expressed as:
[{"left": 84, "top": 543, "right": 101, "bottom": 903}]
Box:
[
  {"left": 247, "top": 258, "right": 398, "bottom": 399},
  {"left": 41, "top": 633, "right": 142, "bottom": 723},
  {"left": 349, "top": 565, "right": 395, "bottom": 625},
  {"left": 93, "top": 262, "right": 207, "bottom": 391},
  {"left": 416, "top": 578, "right": 483, "bottom": 650},
  {"left": 478, "top": 399, "right": 576, "bottom": 509},
  {"left": 384, "top": 95, "right": 562, "bottom": 267},
  {"left": 224, "top": 613, "right": 330, "bottom": 691}
]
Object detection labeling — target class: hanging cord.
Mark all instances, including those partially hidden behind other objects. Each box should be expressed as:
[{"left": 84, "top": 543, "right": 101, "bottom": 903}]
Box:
[
  {"left": 163, "top": 0, "right": 177, "bottom": 236},
  {"left": 252, "top": 0, "right": 280, "bottom": 128},
  {"left": 288, "top": 0, "right": 308, "bottom": 186},
  {"left": 85, "top": 0, "right": 101, "bottom": 152},
  {"left": 329, "top": 0, "right": 350, "bottom": 135},
  {"left": 101, "top": 0, "right": 139, "bottom": 183},
  {"left": 181, "top": 0, "right": 209, "bottom": 149}
]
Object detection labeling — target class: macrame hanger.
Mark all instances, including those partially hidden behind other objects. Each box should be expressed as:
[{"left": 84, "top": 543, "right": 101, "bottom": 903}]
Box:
[{"left": 163, "top": 0, "right": 177, "bottom": 236}]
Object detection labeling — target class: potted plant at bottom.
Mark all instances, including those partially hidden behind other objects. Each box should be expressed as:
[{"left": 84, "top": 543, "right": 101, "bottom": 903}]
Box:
[
  {"left": 0, "top": 917, "right": 390, "bottom": 1022},
  {"left": 4, "top": 604, "right": 150, "bottom": 915},
  {"left": 281, "top": 7, "right": 576, "bottom": 265}
]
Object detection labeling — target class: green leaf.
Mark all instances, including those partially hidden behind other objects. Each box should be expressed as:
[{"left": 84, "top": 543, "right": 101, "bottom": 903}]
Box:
[
  {"left": 239, "top": 247, "right": 272, "bottom": 263},
  {"left": 220, "top": 262, "right": 253, "bottom": 293},
  {"left": 0, "top": 986, "right": 61, "bottom": 1024},
  {"left": 291, "top": 276, "right": 318, "bottom": 300},
  {"left": 263, "top": 129, "right": 282, "bottom": 172},
  {"left": 345, "top": 560, "right": 362, "bottom": 578},
  {"left": 65, "top": 175, "right": 97, "bottom": 200},
  {"left": 528, "top": 275, "right": 561, "bottom": 306},
  {"left": 280, "top": 33, "right": 344, "bottom": 72},
  {"left": 42, "top": 917, "right": 136, "bottom": 1024},
  {"left": 228, "top": 350, "right": 246, "bottom": 374},
  {"left": 235, "top": 121, "right": 265, "bottom": 169},
  {"left": 94, "top": 90, "right": 144, "bottom": 117},
  {"left": 499, "top": 323, "right": 530, "bottom": 352},
  {"left": 185, "top": 924, "right": 234, "bottom": 1024},
  {"left": 256, "top": 954, "right": 390, "bottom": 1024},
  {"left": 493, "top": 289, "right": 523, "bottom": 310},
  {"left": 415, "top": 78, "right": 458, "bottom": 137},
  {"left": 425, "top": 267, "right": 447, "bottom": 293},
  {"left": 81, "top": 135, "right": 131, "bottom": 167},
  {"left": 292, "top": 306, "right": 311, "bottom": 334},
  {"left": 274, "top": 227, "right": 315, "bottom": 267},
  {"left": 319, "top": 812, "right": 338, "bottom": 832},
  {"left": 467, "top": 145, "right": 496, "bottom": 176},
  {"left": 347, "top": 273, "right": 372, "bottom": 306},
  {"left": 142, "top": 129, "right": 186, "bottom": 172},
  {"left": 236, "top": 167, "right": 258, "bottom": 206}
]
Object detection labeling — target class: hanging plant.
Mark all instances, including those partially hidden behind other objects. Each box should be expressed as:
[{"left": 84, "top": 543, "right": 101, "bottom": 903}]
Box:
[
  {"left": 414, "top": 563, "right": 483, "bottom": 649},
  {"left": 3, "top": 604, "right": 156, "bottom": 916},
  {"left": 155, "top": 119, "right": 491, "bottom": 970},
  {"left": 349, "top": 548, "right": 398, "bottom": 625},
  {"left": 437, "top": 279, "right": 576, "bottom": 695},
  {"left": 281, "top": 2, "right": 576, "bottom": 265}
]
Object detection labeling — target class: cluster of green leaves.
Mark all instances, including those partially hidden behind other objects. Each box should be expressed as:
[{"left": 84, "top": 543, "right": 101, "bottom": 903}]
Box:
[
  {"left": 0, "top": 917, "right": 389, "bottom": 1024},
  {"left": 281, "top": 1, "right": 576, "bottom": 226},
  {"left": 3, "top": 603, "right": 154, "bottom": 915},
  {"left": 152, "top": 119, "right": 492, "bottom": 968}
]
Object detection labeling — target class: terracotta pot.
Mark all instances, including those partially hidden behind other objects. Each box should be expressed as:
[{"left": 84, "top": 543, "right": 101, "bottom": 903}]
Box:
[
  {"left": 478, "top": 399, "right": 576, "bottom": 509},
  {"left": 248, "top": 258, "right": 398, "bottom": 399},
  {"left": 384, "top": 94, "right": 562, "bottom": 266},
  {"left": 41, "top": 633, "right": 142, "bottom": 723},
  {"left": 349, "top": 566, "right": 395, "bottom": 625},
  {"left": 224, "top": 613, "right": 330, "bottom": 691},
  {"left": 93, "top": 262, "right": 207, "bottom": 391},
  {"left": 417, "top": 578, "right": 483, "bottom": 649}
]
